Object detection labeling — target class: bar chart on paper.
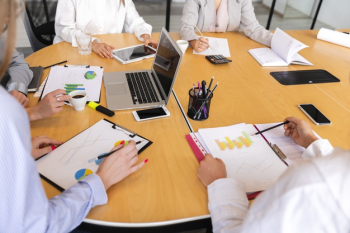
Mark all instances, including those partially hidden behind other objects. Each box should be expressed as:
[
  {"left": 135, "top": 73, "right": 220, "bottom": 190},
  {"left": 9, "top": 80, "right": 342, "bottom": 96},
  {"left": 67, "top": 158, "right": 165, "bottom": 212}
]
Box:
[
  {"left": 64, "top": 84, "right": 85, "bottom": 93},
  {"left": 215, "top": 132, "right": 253, "bottom": 150},
  {"left": 198, "top": 124, "right": 287, "bottom": 192}
]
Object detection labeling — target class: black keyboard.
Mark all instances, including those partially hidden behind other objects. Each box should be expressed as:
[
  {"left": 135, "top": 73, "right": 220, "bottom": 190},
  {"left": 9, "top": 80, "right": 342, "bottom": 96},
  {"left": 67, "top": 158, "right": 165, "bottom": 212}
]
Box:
[{"left": 126, "top": 72, "right": 159, "bottom": 104}]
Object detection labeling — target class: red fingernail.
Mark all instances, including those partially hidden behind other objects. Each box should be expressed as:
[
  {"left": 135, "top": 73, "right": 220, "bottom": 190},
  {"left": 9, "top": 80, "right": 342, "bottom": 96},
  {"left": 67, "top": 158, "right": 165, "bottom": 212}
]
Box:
[
  {"left": 120, "top": 140, "right": 125, "bottom": 145},
  {"left": 144, "top": 159, "right": 148, "bottom": 163},
  {"left": 51, "top": 145, "right": 56, "bottom": 151}
]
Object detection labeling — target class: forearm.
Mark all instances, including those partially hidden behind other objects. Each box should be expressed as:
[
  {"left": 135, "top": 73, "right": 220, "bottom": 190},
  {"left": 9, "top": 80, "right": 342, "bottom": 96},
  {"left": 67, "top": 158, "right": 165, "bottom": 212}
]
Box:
[
  {"left": 302, "top": 139, "right": 334, "bottom": 159},
  {"left": 7, "top": 50, "right": 33, "bottom": 95},
  {"left": 45, "top": 174, "right": 107, "bottom": 232},
  {"left": 208, "top": 178, "right": 249, "bottom": 233},
  {"left": 240, "top": 0, "right": 273, "bottom": 47},
  {"left": 179, "top": 0, "right": 200, "bottom": 42}
]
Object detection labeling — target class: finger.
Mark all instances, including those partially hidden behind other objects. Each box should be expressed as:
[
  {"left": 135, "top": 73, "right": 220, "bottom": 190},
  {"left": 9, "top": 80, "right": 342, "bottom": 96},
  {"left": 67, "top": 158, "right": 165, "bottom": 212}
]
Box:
[
  {"left": 98, "top": 52, "right": 105, "bottom": 58},
  {"left": 37, "top": 137, "right": 63, "bottom": 145},
  {"left": 23, "top": 98, "right": 29, "bottom": 107},
  {"left": 126, "top": 148, "right": 138, "bottom": 161},
  {"left": 103, "top": 47, "right": 113, "bottom": 58},
  {"left": 128, "top": 154, "right": 139, "bottom": 167},
  {"left": 151, "top": 39, "right": 158, "bottom": 46},
  {"left": 285, "top": 116, "right": 302, "bottom": 125},
  {"left": 101, "top": 50, "right": 109, "bottom": 59},
  {"left": 129, "top": 159, "right": 147, "bottom": 174},
  {"left": 118, "top": 140, "right": 137, "bottom": 156},
  {"left": 199, "top": 37, "right": 209, "bottom": 44},
  {"left": 215, "top": 157, "right": 224, "bottom": 164},
  {"left": 40, "top": 146, "right": 54, "bottom": 155},
  {"left": 49, "top": 89, "right": 66, "bottom": 97}
]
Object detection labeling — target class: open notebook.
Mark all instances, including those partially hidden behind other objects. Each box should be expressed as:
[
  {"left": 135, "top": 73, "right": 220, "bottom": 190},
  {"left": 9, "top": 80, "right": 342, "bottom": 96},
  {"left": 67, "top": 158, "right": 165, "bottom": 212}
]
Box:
[{"left": 249, "top": 28, "right": 312, "bottom": 66}]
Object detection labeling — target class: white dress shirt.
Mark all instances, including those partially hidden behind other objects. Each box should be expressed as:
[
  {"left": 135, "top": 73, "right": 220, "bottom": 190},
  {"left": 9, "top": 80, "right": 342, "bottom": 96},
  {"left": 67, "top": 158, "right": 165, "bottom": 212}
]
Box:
[
  {"left": 0, "top": 86, "right": 108, "bottom": 232},
  {"left": 54, "top": 0, "right": 152, "bottom": 47},
  {"left": 208, "top": 139, "right": 350, "bottom": 232}
]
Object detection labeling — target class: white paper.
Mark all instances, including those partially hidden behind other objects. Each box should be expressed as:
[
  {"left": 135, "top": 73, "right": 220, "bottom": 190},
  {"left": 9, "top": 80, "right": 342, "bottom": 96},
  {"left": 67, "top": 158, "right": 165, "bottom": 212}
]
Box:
[
  {"left": 34, "top": 76, "right": 48, "bottom": 97},
  {"left": 198, "top": 124, "right": 287, "bottom": 193},
  {"left": 255, "top": 123, "right": 321, "bottom": 165},
  {"left": 36, "top": 120, "right": 150, "bottom": 190},
  {"left": 317, "top": 28, "right": 350, "bottom": 48},
  {"left": 193, "top": 37, "right": 231, "bottom": 57},
  {"left": 248, "top": 48, "right": 288, "bottom": 66},
  {"left": 41, "top": 66, "right": 104, "bottom": 102}
]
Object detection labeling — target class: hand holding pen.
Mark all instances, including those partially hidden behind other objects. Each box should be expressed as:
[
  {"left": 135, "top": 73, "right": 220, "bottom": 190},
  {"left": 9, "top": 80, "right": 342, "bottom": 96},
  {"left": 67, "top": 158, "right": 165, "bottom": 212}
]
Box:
[{"left": 95, "top": 140, "right": 148, "bottom": 190}]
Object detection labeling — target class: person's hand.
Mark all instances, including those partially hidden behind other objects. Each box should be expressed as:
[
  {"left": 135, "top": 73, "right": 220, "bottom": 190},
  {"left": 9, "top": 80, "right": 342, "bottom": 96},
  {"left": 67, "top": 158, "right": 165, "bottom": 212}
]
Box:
[
  {"left": 92, "top": 40, "right": 115, "bottom": 58},
  {"left": 197, "top": 154, "right": 227, "bottom": 187},
  {"left": 141, "top": 34, "right": 158, "bottom": 47},
  {"left": 96, "top": 140, "right": 148, "bottom": 191},
  {"left": 284, "top": 116, "right": 318, "bottom": 148},
  {"left": 10, "top": 90, "right": 29, "bottom": 107},
  {"left": 31, "top": 135, "right": 62, "bottom": 160},
  {"left": 26, "top": 89, "right": 71, "bottom": 121},
  {"left": 189, "top": 37, "right": 209, "bottom": 53}
]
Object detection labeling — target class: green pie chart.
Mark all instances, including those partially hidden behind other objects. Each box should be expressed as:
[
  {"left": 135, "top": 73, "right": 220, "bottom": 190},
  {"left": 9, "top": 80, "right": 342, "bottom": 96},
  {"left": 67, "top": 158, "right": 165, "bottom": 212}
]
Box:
[{"left": 85, "top": 71, "right": 96, "bottom": 80}]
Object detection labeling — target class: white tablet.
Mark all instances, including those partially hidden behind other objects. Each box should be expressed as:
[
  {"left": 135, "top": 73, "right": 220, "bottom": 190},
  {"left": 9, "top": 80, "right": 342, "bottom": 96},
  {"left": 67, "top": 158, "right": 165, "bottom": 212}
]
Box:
[{"left": 112, "top": 44, "right": 156, "bottom": 64}]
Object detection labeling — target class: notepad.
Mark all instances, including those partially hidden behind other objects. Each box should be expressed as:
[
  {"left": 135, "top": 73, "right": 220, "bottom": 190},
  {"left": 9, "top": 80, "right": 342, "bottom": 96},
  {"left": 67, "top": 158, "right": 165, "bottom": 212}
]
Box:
[
  {"left": 193, "top": 37, "right": 231, "bottom": 57},
  {"left": 36, "top": 119, "right": 152, "bottom": 190},
  {"left": 249, "top": 28, "right": 312, "bottom": 66}
]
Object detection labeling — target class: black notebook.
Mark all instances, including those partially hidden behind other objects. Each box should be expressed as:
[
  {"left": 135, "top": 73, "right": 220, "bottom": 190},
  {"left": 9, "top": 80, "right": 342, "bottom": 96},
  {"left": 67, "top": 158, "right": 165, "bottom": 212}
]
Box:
[
  {"left": 270, "top": 69, "right": 340, "bottom": 85},
  {"left": 28, "top": 66, "right": 43, "bottom": 92}
]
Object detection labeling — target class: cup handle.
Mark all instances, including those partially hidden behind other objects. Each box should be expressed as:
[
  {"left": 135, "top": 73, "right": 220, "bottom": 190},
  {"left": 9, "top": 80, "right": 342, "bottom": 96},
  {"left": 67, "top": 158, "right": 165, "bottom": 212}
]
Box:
[{"left": 65, "top": 100, "right": 73, "bottom": 107}]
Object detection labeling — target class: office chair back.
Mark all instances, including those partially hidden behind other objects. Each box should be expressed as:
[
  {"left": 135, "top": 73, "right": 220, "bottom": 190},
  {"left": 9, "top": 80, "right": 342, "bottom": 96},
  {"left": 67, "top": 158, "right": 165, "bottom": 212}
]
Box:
[{"left": 21, "top": 0, "right": 57, "bottom": 52}]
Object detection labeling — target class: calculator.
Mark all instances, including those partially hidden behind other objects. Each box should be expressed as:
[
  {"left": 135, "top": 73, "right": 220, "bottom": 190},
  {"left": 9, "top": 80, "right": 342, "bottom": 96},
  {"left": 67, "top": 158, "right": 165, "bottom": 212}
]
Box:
[{"left": 205, "top": 55, "right": 232, "bottom": 64}]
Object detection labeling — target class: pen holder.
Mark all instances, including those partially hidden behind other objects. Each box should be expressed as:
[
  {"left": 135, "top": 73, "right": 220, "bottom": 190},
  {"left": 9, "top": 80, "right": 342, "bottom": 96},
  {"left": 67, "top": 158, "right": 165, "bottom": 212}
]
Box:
[{"left": 187, "top": 88, "right": 213, "bottom": 121}]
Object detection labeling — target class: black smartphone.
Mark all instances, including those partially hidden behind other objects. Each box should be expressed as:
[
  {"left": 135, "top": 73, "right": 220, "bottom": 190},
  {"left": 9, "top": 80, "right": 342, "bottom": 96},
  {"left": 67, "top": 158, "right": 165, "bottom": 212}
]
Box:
[{"left": 298, "top": 104, "right": 331, "bottom": 125}]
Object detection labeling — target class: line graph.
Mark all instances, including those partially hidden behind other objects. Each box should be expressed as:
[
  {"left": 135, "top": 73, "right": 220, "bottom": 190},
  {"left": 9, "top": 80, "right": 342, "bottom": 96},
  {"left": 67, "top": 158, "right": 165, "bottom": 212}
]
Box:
[
  {"left": 59, "top": 130, "right": 109, "bottom": 165},
  {"left": 232, "top": 157, "right": 273, "bottom": 174}
]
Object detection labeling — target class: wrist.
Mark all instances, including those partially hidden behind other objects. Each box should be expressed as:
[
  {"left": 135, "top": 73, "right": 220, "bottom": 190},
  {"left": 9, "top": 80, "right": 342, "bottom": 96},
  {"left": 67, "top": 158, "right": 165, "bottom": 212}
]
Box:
[
  {"left": 96, "top": 171, "right": 110, "bottom": 191},
  {"left": 141, "top": 34, "right": 151, "bottom": 40},
  {"left": 26, "top": 106, "right": 41, "bottom": 121},
  {"left": 304, "top": 135, "right": 319, "bottom": 148}
]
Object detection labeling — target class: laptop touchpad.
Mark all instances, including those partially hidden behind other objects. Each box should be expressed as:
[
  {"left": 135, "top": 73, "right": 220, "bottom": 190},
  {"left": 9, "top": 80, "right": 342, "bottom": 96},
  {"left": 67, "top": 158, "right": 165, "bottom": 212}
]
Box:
[{"left": 107, "top": 82, "right": 127, "bottom": 95}]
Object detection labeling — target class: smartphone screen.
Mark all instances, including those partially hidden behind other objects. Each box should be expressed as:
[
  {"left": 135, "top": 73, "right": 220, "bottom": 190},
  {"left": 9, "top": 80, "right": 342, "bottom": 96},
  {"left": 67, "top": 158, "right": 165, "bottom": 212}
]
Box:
[
  {"left": 136, "top": 108, "right": 167, "bottom": 119},
  {"left": 299, "top": 104, "right": 331, "bottom": 124}
]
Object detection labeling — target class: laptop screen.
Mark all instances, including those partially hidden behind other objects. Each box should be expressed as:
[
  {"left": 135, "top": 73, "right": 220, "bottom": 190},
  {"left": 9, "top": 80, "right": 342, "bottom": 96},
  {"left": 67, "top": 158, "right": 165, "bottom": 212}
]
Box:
[{"left": 152, "top": 29, "right": 182, "bottom": 103}]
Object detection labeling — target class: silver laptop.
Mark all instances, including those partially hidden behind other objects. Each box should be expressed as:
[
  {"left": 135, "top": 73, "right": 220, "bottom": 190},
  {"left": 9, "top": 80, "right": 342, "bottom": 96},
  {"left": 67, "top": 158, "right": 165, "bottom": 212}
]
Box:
[{"left": 104, "top": 27, "right": 183, "bottom": 110}]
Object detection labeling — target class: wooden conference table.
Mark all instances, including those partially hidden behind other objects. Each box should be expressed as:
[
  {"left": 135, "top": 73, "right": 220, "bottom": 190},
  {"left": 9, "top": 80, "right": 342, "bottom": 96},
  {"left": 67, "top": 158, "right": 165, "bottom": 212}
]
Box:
[{"left": 26, "top": 29, "right": 350, "bottom": 227}]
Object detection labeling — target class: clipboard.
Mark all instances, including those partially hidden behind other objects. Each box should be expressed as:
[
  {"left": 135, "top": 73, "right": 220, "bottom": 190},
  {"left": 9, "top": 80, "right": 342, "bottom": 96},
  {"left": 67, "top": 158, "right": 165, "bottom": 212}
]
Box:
[
  {"left": 39, "top": 65, "right": 104, "bottom": 103},
  {"left": 36, "top": 119, "right": 153, "bottom": 191}
]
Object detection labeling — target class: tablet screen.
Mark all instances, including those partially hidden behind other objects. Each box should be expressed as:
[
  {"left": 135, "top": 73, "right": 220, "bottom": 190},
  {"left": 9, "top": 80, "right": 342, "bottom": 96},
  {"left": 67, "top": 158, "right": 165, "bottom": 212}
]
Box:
[{"left": 113, "top": 45, "right": 156, "bottom": 62}]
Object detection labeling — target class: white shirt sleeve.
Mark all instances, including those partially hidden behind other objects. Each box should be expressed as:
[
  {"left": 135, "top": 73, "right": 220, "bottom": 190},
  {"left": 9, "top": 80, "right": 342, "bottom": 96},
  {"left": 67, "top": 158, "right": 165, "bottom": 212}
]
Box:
[
  {"left": 302, "top": 139, "right": 334, "bottom": 159},
  {"left": 208, "top": 178, "right": 249, "bottom": 233},
  {"left": 54, "top": 0, "right": 99, "bottom": 47},
  {"left": 124, "top": 0, "right": 152, "bottom": 41}
]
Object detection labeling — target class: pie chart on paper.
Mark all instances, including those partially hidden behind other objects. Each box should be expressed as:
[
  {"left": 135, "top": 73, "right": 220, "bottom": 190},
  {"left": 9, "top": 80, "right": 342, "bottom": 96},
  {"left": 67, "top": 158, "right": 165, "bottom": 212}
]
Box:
[
  {"left": 84, "top": 71, "right": 96, "bottom": 80},
  {"left": 75, "top": 168, "right": 93, "bottom": 181}
]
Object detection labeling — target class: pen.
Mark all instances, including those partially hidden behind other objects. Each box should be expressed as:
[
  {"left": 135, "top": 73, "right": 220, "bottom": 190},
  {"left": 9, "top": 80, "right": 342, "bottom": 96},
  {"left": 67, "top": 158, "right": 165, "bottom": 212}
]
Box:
[
  {"left": 202, "top": 80, "right": 207, "bottom": 98},
  {"left": 207, "top": 76, "right": 214, "bottom": 92},
  {"left": 43, "top": 60, "right": 68, "bottom": 69},
  {"left": 194, "top": 25, "right": 214, "bottom": 51},
  {"left": 88, "top": 140, "right": 144, "bottom": 163},
  {"left": 252, "top": 121, "right": 290, "bottom": 136},
  {"left": 194, "top": 82, "right": 219, "bottom": 118}
]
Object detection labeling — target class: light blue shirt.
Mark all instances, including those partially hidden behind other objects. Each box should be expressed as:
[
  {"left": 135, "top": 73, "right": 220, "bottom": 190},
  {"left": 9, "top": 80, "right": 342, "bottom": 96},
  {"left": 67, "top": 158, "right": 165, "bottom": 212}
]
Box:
[{"left": 0, "top": 86, "right": 107, "bottom": 232}]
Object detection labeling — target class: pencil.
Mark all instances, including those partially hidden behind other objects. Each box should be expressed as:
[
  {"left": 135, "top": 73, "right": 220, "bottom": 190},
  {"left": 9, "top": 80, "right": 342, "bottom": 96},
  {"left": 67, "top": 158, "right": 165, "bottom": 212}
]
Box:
[
  {"left": 194, "top": 25, "right": 214, "bottom": 51},
  {"left": 207, "top": 76, "right": 214, "bottom": 91},
  {"left": 43, "top": 60, "right": 68, "bottom": 69},
  {"left": 252, "top": 121, "right": 290, "bottom": 136},
  {"left": 88, "top": 140, "right": 144, "bottom": 163}
]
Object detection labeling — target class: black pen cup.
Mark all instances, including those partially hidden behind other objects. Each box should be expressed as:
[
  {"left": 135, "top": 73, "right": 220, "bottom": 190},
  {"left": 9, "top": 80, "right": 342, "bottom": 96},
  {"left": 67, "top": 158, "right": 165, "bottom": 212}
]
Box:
[{"left": 187, "top": 88, "right": 213, "bottom": 121}]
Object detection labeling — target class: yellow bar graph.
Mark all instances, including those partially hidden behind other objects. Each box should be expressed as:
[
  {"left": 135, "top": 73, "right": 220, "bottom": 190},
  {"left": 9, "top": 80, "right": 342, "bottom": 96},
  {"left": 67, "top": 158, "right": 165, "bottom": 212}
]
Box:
[
  {"left": 239, "top": 136, "right": 249, "bottom": 147},
  {"left": 221, "top": 142, "right": 227, "bottom": 149},
  {"left": 225, "top": 137, "right": 235, "bottom": 149},
  {"left": 215, "top": 139, "right": 225, "bottom": 150},
  {"left": 244, "top": 138, "right": 251, "bottom": 146}
]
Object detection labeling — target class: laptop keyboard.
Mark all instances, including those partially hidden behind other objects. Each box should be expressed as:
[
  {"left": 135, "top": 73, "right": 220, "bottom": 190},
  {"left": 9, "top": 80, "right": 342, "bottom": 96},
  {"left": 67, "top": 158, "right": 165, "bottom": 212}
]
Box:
[{"left": 126, "top": 72, "right": 159, "bottom": 104}]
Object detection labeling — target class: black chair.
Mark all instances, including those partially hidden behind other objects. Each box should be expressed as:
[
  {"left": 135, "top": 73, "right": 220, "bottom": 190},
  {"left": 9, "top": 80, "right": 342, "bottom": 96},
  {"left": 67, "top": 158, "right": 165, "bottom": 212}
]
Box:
[{"left": 21, "top": 0, "right": 57, "bottom": 51}]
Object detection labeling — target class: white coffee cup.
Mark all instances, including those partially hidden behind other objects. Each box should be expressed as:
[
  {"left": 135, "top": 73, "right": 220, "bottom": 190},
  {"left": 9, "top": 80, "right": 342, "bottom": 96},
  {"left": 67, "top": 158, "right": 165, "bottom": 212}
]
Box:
[
  {"left": 176, "top": 40, "right": 189, "bottom": 54},
  {"left": 67, "top": 90, "right": 87, "bottom": 111}
]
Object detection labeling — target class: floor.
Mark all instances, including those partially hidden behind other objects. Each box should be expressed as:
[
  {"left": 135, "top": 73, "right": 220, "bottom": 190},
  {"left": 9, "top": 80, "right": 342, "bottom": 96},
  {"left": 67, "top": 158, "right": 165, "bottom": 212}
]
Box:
[{"left": 16, "top": 2, "right": 332, "bottom": 58}]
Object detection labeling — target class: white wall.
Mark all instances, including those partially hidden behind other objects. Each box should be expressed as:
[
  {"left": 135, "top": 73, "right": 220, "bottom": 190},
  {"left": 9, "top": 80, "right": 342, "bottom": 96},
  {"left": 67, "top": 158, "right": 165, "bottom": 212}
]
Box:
[
  {"left": 317, "top": 0, "right": 350, "bottom": 28},
  {"left": 287, "top": 0, "right": 314, "bottom": 17},
  {"left": 262, "top": 0, "right": 288, "bottom": 15}
]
